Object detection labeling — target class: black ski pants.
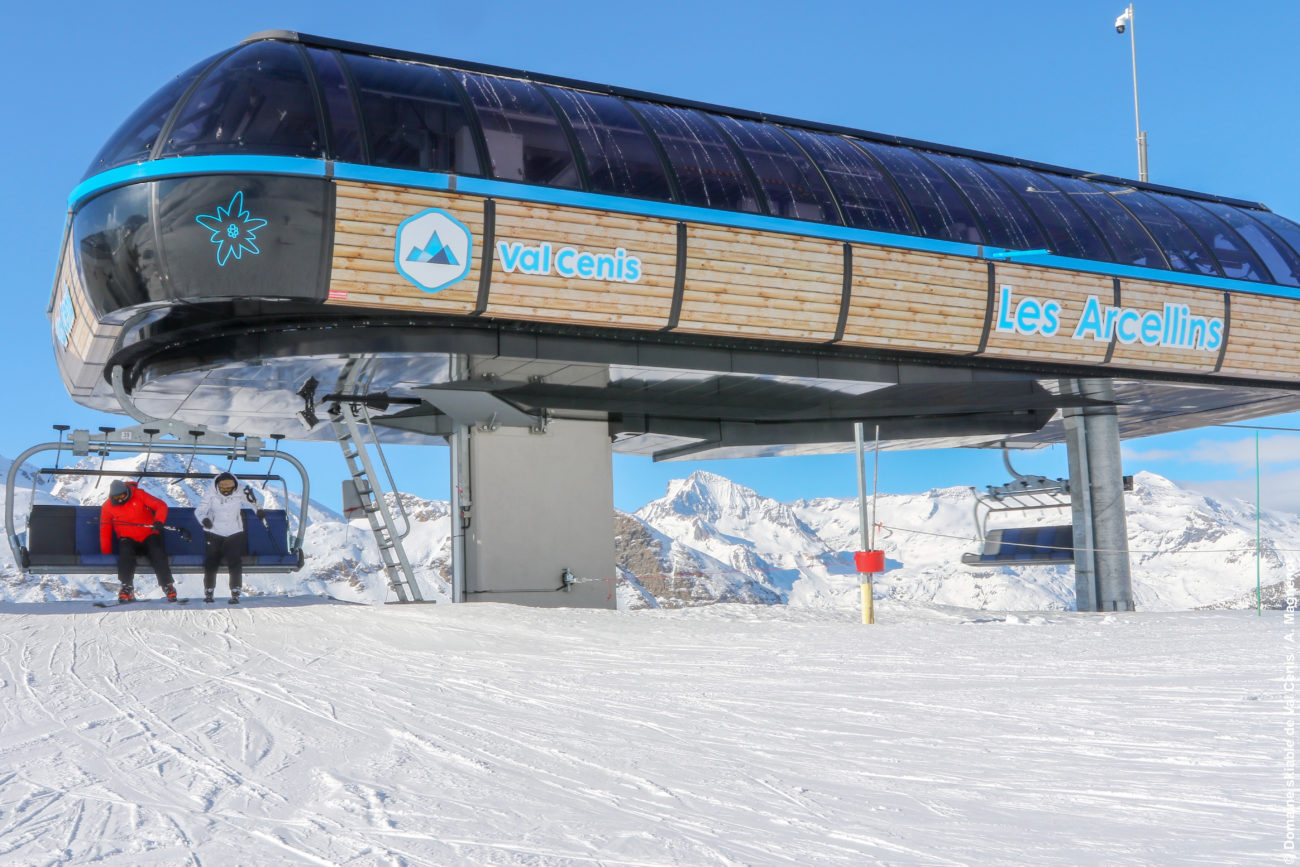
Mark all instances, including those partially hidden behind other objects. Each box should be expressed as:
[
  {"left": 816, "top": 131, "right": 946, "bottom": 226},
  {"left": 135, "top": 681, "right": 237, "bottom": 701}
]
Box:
[
  {"left": 117, "top": 533, "right": 173, "bottom": 591},
  {"left": 203, "top": 531, "right": 245, "bottom": 594}
]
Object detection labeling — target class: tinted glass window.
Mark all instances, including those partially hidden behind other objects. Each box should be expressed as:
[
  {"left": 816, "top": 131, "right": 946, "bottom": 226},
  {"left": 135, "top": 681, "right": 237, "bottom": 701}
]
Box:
[
  {"left": 1214, "top": 208, "right": 1300, "bottom": 287},
  {"left": 631, "top": 102, "right": 760, "bottom": 212},
  {"left": 782, "top": 129, "right": 913, "bottom": 233},
  {"left": 1046, "top": 175, "right": 1167, "bottom": 269},
  {"left": 982, "top": 165, "right": 1112, "bottom": 261},
  {"left": 1239, "top": 210, "right": 1300, "bottom": 278},
  {"left": 712, "top": 116, "right": 839, "bottom": 222},
  {"left": 922, "top": 153, "right": 1046, "bottom": 251},
  {"left": 73, "top": 184, "right": 162, "bottom": 315},
  {"left": 345, "top": 55, "right": 480, "bottom": 174},
  {"left": 544, "top": 87, "right": 672, "bottom": 200},
  {"left": 306, "top": 48, "right": 363, "bottom": 163},
  {"left": 161, "top": 42, "right": 322, "bottom": 159},
  {"left": 1152, "top": 193, "right": 1266, "bottom": 282},
  {"left": 854, "top": 141, "right": 983, "bottom": 244},
  {"left": 1096, "top": 184, "right": 1220, "bottom": 275},
  {"left": 84, "top": 53, "right": 222, "bottom": 177},
  {"left": 458, "top": 73, "right": 579, "bottom": 188}
]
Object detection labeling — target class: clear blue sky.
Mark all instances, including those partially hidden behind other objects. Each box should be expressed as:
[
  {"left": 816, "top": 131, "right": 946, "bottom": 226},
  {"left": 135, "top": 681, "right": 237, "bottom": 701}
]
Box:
[{"left": 3, "top": 0, "right": 1299, "bottom": 514}]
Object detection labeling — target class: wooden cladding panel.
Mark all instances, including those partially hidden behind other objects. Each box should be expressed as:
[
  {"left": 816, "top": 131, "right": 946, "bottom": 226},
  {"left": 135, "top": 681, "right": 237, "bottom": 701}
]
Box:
[
  {"left": 487, "top": 201, "right": 677, "bottom": 329},
  {"left": 1107, "top": 278, "right": 1225, "bottom": 374},
  {"left": 329, "top": 182, "right": 482, "bottom": 314},
  {"left": 1218, "top": 292, "right": 1300, "bottom": 379},
  {"left": 980, "top": 264, "right": 1113, "bottom": 366},
  {"left": 676, "top": 226, "right": 842, "bottom": 342},
  {"left": 841, "top": 245, "right": 986, "bottom": 354},
  {"left": 324, "top": 180, "right": 1300, "bottom": 383},
  {"left": 57, "top": 245, "right": 123, "bottom": 395}
]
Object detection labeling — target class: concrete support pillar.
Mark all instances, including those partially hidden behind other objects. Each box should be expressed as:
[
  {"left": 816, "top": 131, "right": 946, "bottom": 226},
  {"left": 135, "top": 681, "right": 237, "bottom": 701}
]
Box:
[
  {"left": 1061, "top": 378, "right": 1135, "bottom": 612},
  {"left": 461, "top": 418, "right": 616, "bottom": 608}
]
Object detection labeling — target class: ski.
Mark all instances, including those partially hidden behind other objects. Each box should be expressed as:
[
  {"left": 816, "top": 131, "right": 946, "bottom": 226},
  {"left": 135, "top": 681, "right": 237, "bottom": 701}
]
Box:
[{"left": 94, "top": 597, "right": 189, "bottom": 608}]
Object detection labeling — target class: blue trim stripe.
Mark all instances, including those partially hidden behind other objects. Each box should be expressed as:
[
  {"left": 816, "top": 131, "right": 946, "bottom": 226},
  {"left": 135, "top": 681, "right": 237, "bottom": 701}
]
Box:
[
  {"left": 67, "top": 156, "right": 329, "bottom": 209},
  {"left": 70, "top": 155, "right": 1300, "bottom": 301}
]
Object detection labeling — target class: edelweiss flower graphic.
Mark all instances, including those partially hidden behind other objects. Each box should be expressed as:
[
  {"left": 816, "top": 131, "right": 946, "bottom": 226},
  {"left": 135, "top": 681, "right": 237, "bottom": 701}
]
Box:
[{"left": 195, "top": 191, "right": 268, "bottom": 266}]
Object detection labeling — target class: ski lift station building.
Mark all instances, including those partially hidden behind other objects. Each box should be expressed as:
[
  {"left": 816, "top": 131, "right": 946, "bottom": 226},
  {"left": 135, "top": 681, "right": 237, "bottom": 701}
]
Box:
[{"left": 45, "top": 30, "right": 1300, "bottom": 611}]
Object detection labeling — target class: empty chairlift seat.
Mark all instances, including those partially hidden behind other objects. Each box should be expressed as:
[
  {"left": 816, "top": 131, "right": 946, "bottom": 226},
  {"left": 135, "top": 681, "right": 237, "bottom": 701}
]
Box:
[
  {"left": 961, "top": 525, "right": 1074, "bottom": 566},
  {"left": 24, "top": 504, "right": 300, "bottom": 574}
]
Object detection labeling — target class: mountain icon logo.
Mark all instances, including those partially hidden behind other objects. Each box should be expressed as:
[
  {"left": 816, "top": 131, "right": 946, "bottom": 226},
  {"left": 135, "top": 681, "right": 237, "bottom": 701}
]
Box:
[
  {"left": 406, "top": 231, "right": 460, "bottom": 267},
  {"left": 395, "top": 208, "right": 473, "bottom": 293}
]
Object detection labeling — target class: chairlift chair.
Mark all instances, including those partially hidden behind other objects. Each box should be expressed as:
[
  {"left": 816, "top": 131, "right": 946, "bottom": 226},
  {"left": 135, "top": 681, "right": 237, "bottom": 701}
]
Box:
[
  {"left": 6, "top": 424, "right": 309, "bottom": 575},
  {"left": 960, "top": 447, "right": 1133, "bottom": 567},
  {"left": 961, "top": 448, "right": 1075, "bottom": 567}
]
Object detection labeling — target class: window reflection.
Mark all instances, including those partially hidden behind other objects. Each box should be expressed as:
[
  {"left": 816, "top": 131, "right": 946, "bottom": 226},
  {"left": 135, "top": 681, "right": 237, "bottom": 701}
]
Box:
[
  {"left": 459, "top": 73, "right": 579, "bottom": 188},
  {"left": 853, "top": 140, "right": 984, "bottom": 244},
  {"left": 782, "top": 130, "right": 914, "bottom": 233},
  {"left": 1095, "top": 184, "right": 1221, "bottom": 276},
  {"left": 631, "top": 103, "right": 760, "bottom": 212},
  {"left": 84, "top": 53, "right": 223, "bottom": 177},
  {"left": 161, "top": 43, "right": 321, "bottom": 159},
  {"left": 712, "top": 116, "right": 839, "bottom": 222},
  {"left": 345, "top": 56, "right": 480, "bottom": 175},
  {"left": 545, "top": 88, "right": 673, "bottom": 200},
  {"left": 922, "top": 153, "right": 1046, "bottom": 251}
]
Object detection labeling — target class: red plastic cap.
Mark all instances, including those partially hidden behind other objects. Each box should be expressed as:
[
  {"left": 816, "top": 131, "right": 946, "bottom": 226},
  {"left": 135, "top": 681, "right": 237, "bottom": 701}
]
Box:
[{"left": 855, "top": 550, "right": 886, "bottom": 574}]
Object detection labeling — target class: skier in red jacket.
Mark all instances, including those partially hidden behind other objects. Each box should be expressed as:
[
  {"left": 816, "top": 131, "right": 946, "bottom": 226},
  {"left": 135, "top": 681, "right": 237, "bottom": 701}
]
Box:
[{"left": 100, "top": 480, "right": 177, "bottom": 603}]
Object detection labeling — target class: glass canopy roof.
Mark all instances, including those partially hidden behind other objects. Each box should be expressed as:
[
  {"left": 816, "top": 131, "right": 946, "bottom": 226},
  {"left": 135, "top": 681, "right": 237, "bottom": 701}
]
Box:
[{"left": 82, "top": 33, "right": 1300, "bottom": 289}]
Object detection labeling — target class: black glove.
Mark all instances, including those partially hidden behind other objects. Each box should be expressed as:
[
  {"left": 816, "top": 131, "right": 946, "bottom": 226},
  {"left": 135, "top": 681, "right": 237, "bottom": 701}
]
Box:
[
  {"left": 201, "top": 518, "right": 213, "bottom": 529},
  {"left": 152, "top": 521, "right": 165, "bottom": 534},
  {"left": 256, "top": 509, "right": 266, "bottom": 520}
]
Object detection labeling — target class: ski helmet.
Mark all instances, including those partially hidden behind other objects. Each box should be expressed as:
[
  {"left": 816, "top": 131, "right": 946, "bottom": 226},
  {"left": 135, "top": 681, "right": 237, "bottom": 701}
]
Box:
[
  {"left": 109, "top": 480, "right": 131, "bottom": 505},
  {"left": 215, "top": 472, "right": 238, "bottom": 495}
]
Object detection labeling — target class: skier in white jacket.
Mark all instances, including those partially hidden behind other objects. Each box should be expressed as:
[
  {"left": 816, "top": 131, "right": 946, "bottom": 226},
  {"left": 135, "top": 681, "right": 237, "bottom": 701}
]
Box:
[{"left": 194, "top": 471, "right": 264, "bottom": 604}]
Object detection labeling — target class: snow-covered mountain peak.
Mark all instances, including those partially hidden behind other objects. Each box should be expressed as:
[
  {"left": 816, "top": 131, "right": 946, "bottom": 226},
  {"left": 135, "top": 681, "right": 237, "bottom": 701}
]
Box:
[{"left": 655, "top": 471, "right": 763, "bottom": 520}]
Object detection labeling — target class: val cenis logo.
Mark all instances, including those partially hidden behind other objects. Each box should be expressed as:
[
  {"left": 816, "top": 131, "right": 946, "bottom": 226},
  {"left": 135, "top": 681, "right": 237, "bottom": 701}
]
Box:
[
  {"left": 196, "top": 191, "right": 268, "bottom": 266},
  {"left": 395, "top": 208, "right": 473, "bottom": 293}
]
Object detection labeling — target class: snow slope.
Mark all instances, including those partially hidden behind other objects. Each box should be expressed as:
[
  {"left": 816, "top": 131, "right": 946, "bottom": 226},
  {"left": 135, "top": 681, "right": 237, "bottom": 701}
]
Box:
[{"left": 0, "top": 600, "right": 1285, "bottom": 864}]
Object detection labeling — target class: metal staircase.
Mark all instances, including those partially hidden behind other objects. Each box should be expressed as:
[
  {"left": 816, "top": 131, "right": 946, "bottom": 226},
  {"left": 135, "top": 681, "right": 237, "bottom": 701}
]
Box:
[{"left": 328, "top": 392, "right": 425, "bottom": 603}]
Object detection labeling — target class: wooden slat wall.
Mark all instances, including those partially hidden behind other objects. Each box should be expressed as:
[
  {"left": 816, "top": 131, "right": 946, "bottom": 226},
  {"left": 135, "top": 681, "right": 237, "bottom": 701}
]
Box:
[
  {"left": 323, "top": 181, "right": 1300, "bottom": 384},
  {"left": 55, "top": 243, "right": 119, "bottom": 396},
  {"left": 487, "top": 201, "right": 676, "bottom": 329},
  {"left": 330, "top": 182, "right": 482, "bottom": 314},
  {"left": 676, "top": 226, "right": 842, "bottom": 341},
  {"left": 840, "top": 245, "right": 986, "bottom": 354},
  {"left": 1108, "top": 278, "right": 1225, "bottom": 374},
  {"left": 1218, "top": 291, "right": 1300, "bottom": 381},
  {"left": 980, "top": 263, "right": 1113, "bottom": 366}
]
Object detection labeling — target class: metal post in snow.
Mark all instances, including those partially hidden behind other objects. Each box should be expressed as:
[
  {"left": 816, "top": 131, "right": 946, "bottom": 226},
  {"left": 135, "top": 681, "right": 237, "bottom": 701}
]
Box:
[
  {"left": 868, "top": 425, "right": 880, "bottom": 624},
  {"left": 855, "top": 422, "right": 869, "bottom": 551},
  {"left": 854, "top": 422, "right": 874, "bottom": 625}
]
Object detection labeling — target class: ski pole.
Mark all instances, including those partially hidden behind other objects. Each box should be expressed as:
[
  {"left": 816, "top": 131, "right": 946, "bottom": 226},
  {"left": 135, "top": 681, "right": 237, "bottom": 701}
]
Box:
[{"left": 91, "top": 519, "right": 193, "bottom": 543}]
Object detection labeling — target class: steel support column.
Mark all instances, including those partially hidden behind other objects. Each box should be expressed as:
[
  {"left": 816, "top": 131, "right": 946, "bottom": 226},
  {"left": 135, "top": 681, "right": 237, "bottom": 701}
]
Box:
[{"left": 1061, "top": 378, "right": 1135, "bottom": 612}]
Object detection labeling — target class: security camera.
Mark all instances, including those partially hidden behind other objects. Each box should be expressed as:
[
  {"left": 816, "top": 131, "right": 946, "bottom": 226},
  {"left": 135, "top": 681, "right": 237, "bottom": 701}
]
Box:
[{"left": 1115, "top": 21, "right": 1126, "bottom": 33}]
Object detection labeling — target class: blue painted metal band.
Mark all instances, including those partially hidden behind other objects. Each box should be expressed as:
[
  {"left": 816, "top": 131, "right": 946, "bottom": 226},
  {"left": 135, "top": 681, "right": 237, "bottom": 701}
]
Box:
[
  {"left": 68, "top": 156, "right": 329, "bottom": 208},
  {"left": 70, "top": 155, "right": 1300, "bottom": 301}
]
